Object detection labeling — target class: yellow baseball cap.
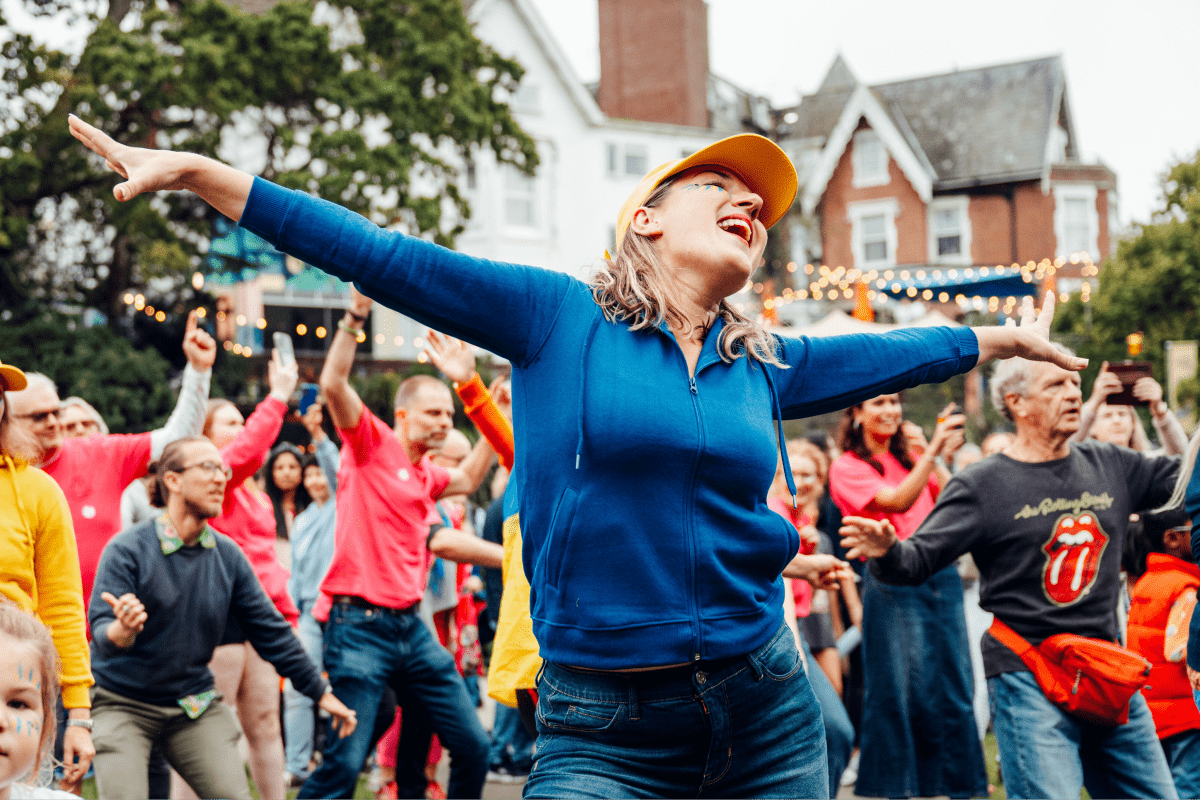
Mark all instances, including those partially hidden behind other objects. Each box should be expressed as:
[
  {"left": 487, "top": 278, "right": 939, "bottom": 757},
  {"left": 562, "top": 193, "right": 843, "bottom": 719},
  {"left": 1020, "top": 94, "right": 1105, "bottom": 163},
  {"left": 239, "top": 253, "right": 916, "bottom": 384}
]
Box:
[
  {"left": 0, "top": 359, "right": 27, "bottom": 392},
  {"left": 612, "top": 133, "right": 797, "bottom": 255}
]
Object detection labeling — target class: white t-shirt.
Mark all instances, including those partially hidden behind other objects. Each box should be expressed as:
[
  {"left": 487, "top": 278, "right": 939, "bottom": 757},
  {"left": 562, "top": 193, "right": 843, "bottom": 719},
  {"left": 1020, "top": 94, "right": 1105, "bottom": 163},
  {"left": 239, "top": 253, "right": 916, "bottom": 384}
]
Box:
[{"left": 9, "top": 784, "right": 79, "bottom": 799}]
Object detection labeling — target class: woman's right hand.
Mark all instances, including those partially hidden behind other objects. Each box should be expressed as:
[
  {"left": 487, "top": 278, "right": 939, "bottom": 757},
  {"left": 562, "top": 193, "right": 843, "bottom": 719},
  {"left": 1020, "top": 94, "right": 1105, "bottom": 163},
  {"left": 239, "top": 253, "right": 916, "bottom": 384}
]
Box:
[
  {"left": 927, "top": 403, "right": 966, "bottom": 458},
  {"left": 268, "top": 349, "right": 299, "bottom": 402},
  {"left": 839, "top": 516, "right": 899, "bottom": 560}
]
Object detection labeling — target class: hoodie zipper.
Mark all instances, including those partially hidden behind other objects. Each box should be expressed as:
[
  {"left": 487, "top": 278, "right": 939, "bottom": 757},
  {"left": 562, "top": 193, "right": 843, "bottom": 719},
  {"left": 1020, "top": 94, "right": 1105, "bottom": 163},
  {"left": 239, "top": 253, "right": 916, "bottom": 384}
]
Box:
[{"left": 680, "top": 354, "right": 705, "bottom": 662}]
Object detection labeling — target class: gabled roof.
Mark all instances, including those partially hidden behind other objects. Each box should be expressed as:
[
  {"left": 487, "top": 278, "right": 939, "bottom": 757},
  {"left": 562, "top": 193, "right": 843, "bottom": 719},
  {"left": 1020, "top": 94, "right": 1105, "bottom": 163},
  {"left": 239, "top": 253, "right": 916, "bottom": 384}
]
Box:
[
  {"left": 784, "top": 55, "right": 1075, "bottom": 210},
  {"left": 468, "top": 0, "right": 606, "bottom": 127}
]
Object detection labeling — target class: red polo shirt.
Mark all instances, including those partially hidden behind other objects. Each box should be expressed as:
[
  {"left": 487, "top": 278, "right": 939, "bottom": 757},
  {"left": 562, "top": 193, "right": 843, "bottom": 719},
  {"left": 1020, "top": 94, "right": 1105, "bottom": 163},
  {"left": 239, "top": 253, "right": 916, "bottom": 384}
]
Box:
[{"left": 315, "top": 408, "right": 449, "bottom": 619}]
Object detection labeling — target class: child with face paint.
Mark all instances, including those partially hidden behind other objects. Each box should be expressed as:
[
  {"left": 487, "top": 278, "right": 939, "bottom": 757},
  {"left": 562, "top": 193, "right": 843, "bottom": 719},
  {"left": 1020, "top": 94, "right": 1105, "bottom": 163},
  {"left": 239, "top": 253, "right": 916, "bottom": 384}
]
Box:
[{"left": 0, "top": 602, "right": 77, "bottom": 799}]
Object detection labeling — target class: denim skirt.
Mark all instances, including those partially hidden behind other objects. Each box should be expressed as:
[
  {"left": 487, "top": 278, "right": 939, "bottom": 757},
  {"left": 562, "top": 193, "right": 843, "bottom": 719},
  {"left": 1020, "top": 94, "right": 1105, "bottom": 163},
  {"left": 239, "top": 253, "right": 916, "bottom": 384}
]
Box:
[
  {"left": 856, "top": 565, "right": 988, "bottom": 798},
  {"left": 523, "top": 624, "right": 829, "bottom": 799}
]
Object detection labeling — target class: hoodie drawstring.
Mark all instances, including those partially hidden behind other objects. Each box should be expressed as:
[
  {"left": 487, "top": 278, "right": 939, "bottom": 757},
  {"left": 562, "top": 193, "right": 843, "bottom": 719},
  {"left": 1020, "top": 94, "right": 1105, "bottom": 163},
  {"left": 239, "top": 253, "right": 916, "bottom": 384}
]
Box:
[
  {"left": 762, "top": 368, "right": 797, "bottom": 508},
  {"left": 575, "top": 315, "right": 602, "bottom": 470}
]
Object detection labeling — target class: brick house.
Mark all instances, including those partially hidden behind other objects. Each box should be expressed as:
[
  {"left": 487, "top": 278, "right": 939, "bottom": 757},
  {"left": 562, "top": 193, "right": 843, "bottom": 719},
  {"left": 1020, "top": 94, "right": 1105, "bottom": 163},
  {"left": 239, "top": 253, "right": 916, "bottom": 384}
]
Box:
[{"left": 776, "top": 55, "right": 1116, "bottom": 306}]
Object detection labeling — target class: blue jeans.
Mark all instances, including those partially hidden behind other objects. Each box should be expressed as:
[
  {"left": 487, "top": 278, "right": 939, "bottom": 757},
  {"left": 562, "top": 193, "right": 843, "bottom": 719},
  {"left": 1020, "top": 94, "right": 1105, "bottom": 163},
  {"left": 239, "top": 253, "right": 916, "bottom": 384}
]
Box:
[
  {"left": 284, "top": 600, "right": 323, "bottom": 776},
  {"left": 489, "top": 703, "right": 534, "bottom": 772},
  {"left": 802, "top": 638, "right": 853, "bottom": 798},
  {"left": 523, "top": 624, "right": 828, "bottom": 799},
  {"left": 1162, "top": 728, "right": 1200, "bottom": 800},
  {"left": 989, "top": 670, "right": 1178, "bottom": 799},
  {"left": 297, "top": 603, "right": 489, "bottom": 800}
]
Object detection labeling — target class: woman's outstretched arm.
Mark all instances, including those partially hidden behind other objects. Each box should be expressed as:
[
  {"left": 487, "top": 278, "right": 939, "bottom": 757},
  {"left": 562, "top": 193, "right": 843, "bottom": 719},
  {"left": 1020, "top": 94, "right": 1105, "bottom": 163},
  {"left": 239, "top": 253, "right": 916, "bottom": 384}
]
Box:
[{"left": 69, "top": 114, "right": 576, "bottom": 367}]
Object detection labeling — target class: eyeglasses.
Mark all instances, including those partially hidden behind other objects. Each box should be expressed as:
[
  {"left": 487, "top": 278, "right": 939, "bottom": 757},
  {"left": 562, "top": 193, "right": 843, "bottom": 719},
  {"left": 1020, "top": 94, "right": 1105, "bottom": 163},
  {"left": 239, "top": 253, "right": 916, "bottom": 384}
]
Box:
[
  {"left": 1167, "top": 525, "right": 1192, "bottom": 535},
  {"left": 174, "top": 461, "right": 232, "bottom": 480},
  {"left": 15, "top": 408, "right": 59, "bottom": 425}
]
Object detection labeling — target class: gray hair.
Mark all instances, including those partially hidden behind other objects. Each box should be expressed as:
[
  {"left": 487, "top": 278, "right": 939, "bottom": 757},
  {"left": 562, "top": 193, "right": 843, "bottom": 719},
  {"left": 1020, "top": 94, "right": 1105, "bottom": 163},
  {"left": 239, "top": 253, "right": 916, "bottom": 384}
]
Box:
[
  {"left": 989, "top": 344, "right": 1075, "bottom": 422},
  {"left": 60, "top": 396, "right": 109, "bottom": 435}
]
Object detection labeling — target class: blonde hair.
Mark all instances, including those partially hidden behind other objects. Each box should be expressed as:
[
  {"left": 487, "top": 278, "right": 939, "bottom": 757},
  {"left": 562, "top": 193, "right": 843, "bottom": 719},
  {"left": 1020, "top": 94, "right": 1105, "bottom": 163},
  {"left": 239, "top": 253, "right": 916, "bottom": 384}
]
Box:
[
  {"left": 0, "top": 601, "right": 60, "bottom": 780},
  {"left": 591, "top": 178, "right": 786, "bottom": 368},
  {"left": 0, "top": 390, "right": 39, "bottom": 463}
]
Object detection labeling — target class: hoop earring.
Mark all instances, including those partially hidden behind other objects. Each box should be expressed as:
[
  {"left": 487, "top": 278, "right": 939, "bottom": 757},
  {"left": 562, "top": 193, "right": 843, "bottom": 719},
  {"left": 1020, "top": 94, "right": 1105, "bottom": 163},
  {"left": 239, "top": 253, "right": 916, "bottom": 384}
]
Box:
[{"left": 852, "top": 418, "right": 861, "bottom": 429}]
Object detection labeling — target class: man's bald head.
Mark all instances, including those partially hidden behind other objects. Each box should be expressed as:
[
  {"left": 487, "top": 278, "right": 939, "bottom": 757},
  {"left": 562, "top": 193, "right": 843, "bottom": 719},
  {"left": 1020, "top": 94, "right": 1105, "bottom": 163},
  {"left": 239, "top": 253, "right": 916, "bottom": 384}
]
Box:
[
  {"left": 394, "top": 374, "right": 451, "bottom": 411},
  {"left": 6, "top": 373, "right": 63, "bottom": 459}
]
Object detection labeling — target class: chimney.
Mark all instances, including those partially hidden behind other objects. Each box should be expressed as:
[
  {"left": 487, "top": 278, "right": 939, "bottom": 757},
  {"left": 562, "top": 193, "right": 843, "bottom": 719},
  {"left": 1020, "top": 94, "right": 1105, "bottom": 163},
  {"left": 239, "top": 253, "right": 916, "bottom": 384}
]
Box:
[{"left": 598, "top": 0, "right": 710, "bottom": 128}]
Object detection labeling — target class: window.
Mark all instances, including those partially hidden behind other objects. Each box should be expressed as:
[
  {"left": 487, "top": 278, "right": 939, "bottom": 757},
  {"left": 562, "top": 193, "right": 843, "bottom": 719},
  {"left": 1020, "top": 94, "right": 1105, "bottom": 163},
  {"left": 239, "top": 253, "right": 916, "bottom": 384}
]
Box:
[
  {"left": 926, "top": 196, "right": 971, "bottom": 265},
  {"left": 606, "top": 143, "right": 619, "bottom": 176},
  {"left": 510, "top": 84, "right": 540, "bottom": 113},
  {"left": 1053, "top": 185, "right": 1099, "bottom": 260},
  {"left": 1062, "top": 198, "right": 1091, "bottom": 254},
  {"left": 624, "top": 146, "right": 648, "bottom": 176},
  {"left": 852, "top": 129, "right": 888, "bottom": 188},
  {"left": 861, "top": 214, "right": 887, "bottom": 262},
  {"left": 504, "top": 165, "right": 536, "bottom": 228},
  {"left": 848, "top": 199, "right": 899, "bottom": 268}
]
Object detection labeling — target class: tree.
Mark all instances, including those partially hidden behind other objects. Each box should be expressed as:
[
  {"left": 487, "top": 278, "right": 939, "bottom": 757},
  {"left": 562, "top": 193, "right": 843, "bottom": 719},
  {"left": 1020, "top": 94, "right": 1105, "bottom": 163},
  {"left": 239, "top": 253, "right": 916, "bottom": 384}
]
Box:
[
  {"left": 1054, "top": 150, "right": 1200, "bottom": 389},
  {"left": 1, "top": 0, "right": 538, "bottom": 322},
  {"left": 0, "top": 304, "right": 177, "bottom": 432}
]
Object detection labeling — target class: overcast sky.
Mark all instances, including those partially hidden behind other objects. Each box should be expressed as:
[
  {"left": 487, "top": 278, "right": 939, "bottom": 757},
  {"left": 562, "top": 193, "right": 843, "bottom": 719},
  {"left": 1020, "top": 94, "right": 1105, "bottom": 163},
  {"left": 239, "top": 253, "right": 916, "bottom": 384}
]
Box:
[
  {"left": 6, "top": 0, "right": 1196, "bottom": 225},
  {"left": 528, "top": 0, "right": 1200, "bottom": 227}
]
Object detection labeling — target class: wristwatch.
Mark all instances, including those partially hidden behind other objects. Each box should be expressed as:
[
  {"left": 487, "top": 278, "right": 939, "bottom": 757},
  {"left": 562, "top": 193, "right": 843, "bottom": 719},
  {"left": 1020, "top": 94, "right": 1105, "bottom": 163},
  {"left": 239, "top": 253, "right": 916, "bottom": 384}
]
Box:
[{"left": 65, "top": 718, "right": 93, "bottom": 731}]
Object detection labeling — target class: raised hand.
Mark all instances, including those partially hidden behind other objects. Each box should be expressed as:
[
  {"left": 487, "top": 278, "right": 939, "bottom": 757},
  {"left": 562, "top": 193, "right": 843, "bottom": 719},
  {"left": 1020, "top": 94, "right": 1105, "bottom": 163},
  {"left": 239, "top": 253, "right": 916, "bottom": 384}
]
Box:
[
  {"left": 1085, "top": 362, "right": 1123, "bottom": 407},
  {"left": 101, "top": 590, "right": 147, "bottom": 648},
  {"left": 268, "top": 349, "right": 299, "bottom": 402},
  {"left": 348, "top": 285, "right": 373, "bottom": 318},
  {"left": 839, "top": 516, "right": 899, "bottom": 561},
  {"left": 69, "top": 115, "right": 195, "bottom": 202},
  {"left": 488, "top": 375, "right": 512, "bottom": 421},
  {"left": 928, "top": 403, "right": 966, "bottom": 459},
  {"left": 302, "top": 401, "right": 326, "bottom": 442},
  {"left": 182, "top": 310, "right": 217, "bottom": 371},
  {"left": 974, "top": 292, "right": 1088, "bottom": 371},
  {"left": 424, "top": 330, "right": 476, "bottom": 384},
  {"left": 68, "top": 114, "right": 253, "bottom": 220}
]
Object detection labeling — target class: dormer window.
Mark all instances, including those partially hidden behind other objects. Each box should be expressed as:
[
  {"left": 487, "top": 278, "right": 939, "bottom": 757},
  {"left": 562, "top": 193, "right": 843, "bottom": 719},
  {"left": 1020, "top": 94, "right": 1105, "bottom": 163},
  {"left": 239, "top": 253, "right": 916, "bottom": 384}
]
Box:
[{"left": 852, "top": 129, "right": 888, "bottom": 188}]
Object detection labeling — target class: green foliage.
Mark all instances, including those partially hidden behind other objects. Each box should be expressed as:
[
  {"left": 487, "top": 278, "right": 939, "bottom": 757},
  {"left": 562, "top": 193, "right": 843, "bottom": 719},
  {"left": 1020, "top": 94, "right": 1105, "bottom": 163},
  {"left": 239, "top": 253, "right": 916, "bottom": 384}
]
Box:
[
  {"left": 1, "top": 0, "right": 537, "bottom": 321},
  {"left": 1054, "top": 150, "right": 1200, "bottom": 395},
  {"left": 0, "top": 306, "right": 175, "bottom": 432}
]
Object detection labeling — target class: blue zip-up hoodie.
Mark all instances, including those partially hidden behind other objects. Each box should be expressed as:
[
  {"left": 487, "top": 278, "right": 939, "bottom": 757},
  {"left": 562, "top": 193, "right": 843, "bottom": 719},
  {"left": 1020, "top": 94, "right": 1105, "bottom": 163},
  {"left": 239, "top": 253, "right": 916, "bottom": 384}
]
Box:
[{"left": 240, "top": 178, "right": 980, "bottom": 669}]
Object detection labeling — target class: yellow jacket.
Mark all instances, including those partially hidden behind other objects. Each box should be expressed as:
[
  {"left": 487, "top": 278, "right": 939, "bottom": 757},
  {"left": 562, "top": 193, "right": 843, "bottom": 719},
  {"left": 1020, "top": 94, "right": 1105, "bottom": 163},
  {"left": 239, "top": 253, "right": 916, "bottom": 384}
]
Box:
[
  {"left": 0, "top": 455, "right": 93, "bottom": 708},
  {"left": 487, "top": 513, "right": 541, "bottom": 708}
]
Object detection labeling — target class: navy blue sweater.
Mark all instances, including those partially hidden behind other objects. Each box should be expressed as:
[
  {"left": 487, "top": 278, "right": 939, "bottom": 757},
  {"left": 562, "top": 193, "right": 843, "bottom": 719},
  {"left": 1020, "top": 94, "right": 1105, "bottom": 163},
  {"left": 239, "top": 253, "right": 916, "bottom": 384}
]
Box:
[
  {"left": 240, "top": 177, "right": 980, "bottom": 669},
  {"left": 89, "top": 519, "right": 327, "bottom": 706}
]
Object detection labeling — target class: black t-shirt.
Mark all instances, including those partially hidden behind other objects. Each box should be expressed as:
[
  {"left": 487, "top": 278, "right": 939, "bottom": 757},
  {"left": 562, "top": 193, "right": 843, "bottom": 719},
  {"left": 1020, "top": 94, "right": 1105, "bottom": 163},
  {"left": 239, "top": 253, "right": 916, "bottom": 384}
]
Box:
[{"left": 871, "top": 440, "right": 1178, "bottom": 675}]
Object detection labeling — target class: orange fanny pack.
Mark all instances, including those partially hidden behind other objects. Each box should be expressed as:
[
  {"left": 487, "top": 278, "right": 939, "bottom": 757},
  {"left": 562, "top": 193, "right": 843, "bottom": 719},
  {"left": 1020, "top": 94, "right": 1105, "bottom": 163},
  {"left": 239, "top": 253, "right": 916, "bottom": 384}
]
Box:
[{"left": 989, "top": 618, "right": 1152, "bottom": 727}]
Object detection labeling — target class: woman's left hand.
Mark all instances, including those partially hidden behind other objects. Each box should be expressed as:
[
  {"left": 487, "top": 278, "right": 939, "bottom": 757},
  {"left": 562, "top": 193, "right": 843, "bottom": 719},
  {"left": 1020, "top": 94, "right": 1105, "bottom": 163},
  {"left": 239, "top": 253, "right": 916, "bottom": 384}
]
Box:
[
  {"left": 783, "top": 553, "right": 853, "bottom": 590},
  {"left": 61, "top": 721, "right": 95, "bottom": 785},
  {"left": 973, "top": 292, "right": 1088, "bottom": 371}
]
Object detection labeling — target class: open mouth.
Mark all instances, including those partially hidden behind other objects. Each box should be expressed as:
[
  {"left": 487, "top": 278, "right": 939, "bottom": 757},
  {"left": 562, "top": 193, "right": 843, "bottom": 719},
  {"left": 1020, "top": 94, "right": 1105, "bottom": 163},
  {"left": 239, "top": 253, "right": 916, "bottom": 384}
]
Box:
[{"left": 717, "top": 215, "right": 753, "bottom": 245}]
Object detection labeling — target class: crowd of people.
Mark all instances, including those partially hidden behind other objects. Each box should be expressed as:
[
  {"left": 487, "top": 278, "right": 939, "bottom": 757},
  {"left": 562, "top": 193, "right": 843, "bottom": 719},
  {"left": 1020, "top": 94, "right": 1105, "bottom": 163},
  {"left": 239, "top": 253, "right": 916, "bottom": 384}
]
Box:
[{"left": 0, "top": 115, "right": 1197, "bottom": 800}]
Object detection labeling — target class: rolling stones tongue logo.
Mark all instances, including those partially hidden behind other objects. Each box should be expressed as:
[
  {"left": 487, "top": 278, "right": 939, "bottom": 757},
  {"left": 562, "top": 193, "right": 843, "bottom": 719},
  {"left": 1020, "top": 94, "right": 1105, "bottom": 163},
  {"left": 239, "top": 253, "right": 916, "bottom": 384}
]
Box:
[{"left": 1041, "top": 512, "right": 1109, "bottom": 606}]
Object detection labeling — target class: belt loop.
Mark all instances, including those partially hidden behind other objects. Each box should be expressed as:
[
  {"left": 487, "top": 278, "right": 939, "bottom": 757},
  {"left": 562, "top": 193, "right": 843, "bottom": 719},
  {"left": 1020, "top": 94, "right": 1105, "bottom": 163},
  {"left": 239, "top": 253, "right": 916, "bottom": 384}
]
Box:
[
  {"left": 746, "top": 651, "right": 763, "bottom": 682},
  {"left": 628, "top": 684, "right": 640, "bottom": 722}
]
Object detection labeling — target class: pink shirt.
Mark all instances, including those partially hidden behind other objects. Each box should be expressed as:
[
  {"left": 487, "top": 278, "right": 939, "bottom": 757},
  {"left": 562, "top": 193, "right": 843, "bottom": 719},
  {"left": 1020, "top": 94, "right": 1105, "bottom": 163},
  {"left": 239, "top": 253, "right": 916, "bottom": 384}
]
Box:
[
  {"left": 768, "top": 498, "right": 816, "bottom": 617},
  {"left": 208, "top": 396, "right": 299, "bottom": 623},
  {"left": 315, "top": 408, "right": 450, "bottom": 618},
  {"left": 43, "top": 433, "right": 152, "bottom": 608},
  {"left": 829, "top": 451, "right": 940, "bottom": 541}
]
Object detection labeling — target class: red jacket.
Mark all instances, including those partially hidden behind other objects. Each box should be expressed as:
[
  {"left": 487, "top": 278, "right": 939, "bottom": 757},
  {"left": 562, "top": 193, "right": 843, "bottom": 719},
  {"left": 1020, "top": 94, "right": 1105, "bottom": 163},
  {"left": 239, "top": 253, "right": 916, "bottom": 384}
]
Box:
[
  {"left": 1128, "top": 553, "right": 1200, "bottom": 740},
  {"left": 208, "top": 396, "right": 299, "bottom": 624}
]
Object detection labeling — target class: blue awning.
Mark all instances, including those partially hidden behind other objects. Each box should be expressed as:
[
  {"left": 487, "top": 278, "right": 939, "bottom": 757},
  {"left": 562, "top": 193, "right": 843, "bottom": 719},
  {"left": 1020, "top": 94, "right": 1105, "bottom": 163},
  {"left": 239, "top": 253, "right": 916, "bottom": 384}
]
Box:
[{"left": 879, "top": 268, "right": 1039, "bottom": 301}]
